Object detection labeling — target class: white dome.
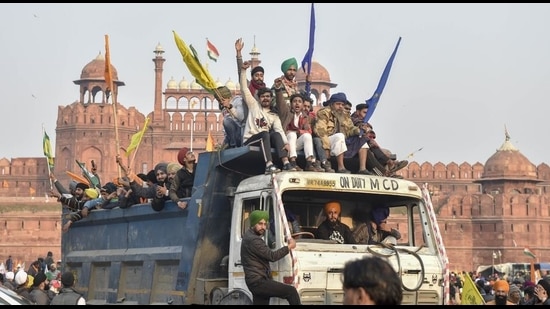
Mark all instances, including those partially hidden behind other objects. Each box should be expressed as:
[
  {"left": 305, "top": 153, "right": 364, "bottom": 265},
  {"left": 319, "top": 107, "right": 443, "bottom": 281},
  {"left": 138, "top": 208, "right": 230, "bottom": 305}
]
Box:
[{"left": 167, "top": 76, "right": 177, "bottom": 89}]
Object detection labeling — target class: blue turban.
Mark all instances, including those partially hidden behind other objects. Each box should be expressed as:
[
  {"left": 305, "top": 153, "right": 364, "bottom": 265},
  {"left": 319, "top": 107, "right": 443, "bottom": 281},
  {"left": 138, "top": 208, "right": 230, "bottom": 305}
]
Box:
[
  {"left": 371, "top": 206, "right": 390, "bottom": 225},
  {"left": 281, "top": 57, "right": 298, "bottom": 73}
]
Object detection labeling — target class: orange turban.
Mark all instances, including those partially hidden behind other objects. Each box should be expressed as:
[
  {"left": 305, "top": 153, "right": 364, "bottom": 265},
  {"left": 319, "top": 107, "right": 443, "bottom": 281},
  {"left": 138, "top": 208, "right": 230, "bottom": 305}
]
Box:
[
  {"left": 324, "top": 201, "right": 341, "bottom": 215},
  {"left": 493, "top": 280, "right": 510, "bottom": 293}
]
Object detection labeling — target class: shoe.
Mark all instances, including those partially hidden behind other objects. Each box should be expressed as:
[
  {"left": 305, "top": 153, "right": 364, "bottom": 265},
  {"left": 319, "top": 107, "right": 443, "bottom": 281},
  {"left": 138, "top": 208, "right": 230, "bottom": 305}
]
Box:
[
  {"left": 283, "top": 163, "right": 297, "bottom": 171},
  {"left": 322, "top": 161, "right": 335, "bottom": 173},
  {"left": 358, "top": 169, "right": 375, "bottom": 175},
  {"left": 265, "top": 164, "right": 281, "bottom": 174},
  {"left": 389, "top": 160, "right": 408, "bottom": 173},
  {"left": 290, "top": 160, "right": 303, "bottom": 171},
  {"left": 308, "top": 161, "right": 325, "bottom": 172},
  {"left": 304, "top": 161, "right": 322, "bottom": 172},
  {"left": 311, "top": 161, "right": 325, "bottom": 172},
  {"left": 336, "top": 168, "right": 351, "bottom": 174}
]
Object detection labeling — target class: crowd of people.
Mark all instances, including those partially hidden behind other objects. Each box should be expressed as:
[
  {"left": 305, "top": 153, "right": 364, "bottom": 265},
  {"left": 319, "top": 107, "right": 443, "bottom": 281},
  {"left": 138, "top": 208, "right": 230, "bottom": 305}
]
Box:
[
  {"left": 220, "top": 37, "right": 408, "bottom": 175},
  {"left": 1, "top": 251, "right": 86, "bottom": 305},
  {"left": 450, "top": 270, "right": 550, "bottom": 305}
]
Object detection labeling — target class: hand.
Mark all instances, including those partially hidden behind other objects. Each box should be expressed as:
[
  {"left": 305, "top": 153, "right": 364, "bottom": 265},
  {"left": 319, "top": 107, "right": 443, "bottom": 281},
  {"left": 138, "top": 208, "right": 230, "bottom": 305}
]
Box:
[
  {"left": 274, "top": 78, "right": 283, "bottom": 89},
  {"left": 536, "top": 286, "right": 548, "bottom": 302},
  {"left": 242, "top": 60, "right": 251, "bottom": 70},
  {"left": 235, "top": 38, "right": 243, "bottom": 53},
  {"left": 283, "top": 144, "right": 290, "bottom": 153},
  {"left": 287, "top": 237, "right": 296, "bottom": 250}
]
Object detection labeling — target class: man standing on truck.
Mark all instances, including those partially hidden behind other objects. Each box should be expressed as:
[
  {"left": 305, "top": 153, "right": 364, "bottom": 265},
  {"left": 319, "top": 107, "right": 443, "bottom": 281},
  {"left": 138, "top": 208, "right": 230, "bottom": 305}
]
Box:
[{"left": 240, "top": 210, "right": 301, "bottom": 305}]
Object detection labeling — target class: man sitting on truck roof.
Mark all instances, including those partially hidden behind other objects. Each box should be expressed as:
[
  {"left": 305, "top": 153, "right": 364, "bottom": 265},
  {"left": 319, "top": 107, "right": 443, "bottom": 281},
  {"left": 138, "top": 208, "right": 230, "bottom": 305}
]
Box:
[
  {"left": 315, "top": 201, "right": 356, "bottom": 244},
  {"left": 238, "top": 42, "right": 296, "bottom": 174}
]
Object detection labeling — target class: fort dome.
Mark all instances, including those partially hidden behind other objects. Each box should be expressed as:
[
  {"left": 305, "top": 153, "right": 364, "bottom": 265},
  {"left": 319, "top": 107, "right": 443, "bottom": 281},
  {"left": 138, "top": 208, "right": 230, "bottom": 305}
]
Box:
[
  {"left": 80, "top": 52, "right": 119, "bottom": 81},
  {"left": 295, "top": 60, "right": 331, "bottom": 83},
  {"left": 482, "top": 133, "right": 537, "bottom": 179}
]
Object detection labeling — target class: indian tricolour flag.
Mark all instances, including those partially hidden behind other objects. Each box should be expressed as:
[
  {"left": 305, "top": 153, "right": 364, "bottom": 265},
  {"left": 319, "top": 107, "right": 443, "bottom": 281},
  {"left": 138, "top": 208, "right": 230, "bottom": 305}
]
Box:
[
  {"left": 206, "top": 39, "right": 219, "bottom": 62},
  {"left": 524, "top": 247, "right": 536, "bottom": 259}
]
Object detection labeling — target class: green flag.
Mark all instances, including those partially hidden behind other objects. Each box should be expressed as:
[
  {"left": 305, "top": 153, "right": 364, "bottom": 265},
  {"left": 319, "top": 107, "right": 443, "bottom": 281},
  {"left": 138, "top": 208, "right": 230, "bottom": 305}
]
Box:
[{"left": 43, "top": 131, "right": 54, "bottom": 169}]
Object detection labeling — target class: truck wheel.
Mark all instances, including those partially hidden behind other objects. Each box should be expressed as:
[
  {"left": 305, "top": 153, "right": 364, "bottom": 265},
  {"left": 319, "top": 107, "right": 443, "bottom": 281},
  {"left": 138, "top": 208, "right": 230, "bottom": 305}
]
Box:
[
  {"left": 210, "top": 287, "right": 226, "bottom": 305},
  {"left": 214, "top": 289, "right": 253, "bottom": 305}
]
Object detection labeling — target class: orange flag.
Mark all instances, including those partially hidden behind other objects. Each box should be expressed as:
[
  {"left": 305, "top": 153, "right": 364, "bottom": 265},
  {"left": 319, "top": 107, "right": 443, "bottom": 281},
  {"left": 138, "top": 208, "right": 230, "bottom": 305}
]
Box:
[
  {"left": 104, "top": 34, "right": 113, "bottom": 94},
  {"left": 206, "top": 130, "right": 215, "bottom": 151}
]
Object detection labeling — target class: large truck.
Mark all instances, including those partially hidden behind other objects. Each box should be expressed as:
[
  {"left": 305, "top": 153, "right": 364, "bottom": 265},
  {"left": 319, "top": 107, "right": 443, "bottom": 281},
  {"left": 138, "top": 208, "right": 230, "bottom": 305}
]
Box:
[{"left": 61, "top": 146, "right": 450, "bottom": 305}]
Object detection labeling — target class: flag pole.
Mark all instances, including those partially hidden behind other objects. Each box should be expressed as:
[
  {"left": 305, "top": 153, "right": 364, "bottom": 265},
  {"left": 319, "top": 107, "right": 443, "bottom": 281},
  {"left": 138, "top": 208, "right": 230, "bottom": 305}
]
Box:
[{"left": 105, "top": 34, "right": 122, "bottom": 178}]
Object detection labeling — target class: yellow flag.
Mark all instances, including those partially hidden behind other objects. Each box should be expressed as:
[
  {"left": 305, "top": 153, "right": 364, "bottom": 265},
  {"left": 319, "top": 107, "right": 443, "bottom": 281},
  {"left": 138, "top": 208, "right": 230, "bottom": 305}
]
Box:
[
  {"left": 43, "top": 131, "right": 55, "bottom": 169},
  {"left": 104, "top": 34, "right": 113, "bottom": 93},
  {"left": 29, "top": 187, "right": 36, "bottom": 196},
  {"left": 172, "top": 31, "right": 218, "bottom": 93},
  {"left": 460, "top": 272, "right": 485, "bottom": 305},
  {"left": 206, "top": 130, "right": 215, "bottom": 152},
  {"left": 126, "top": 117, "right": 151, "bottom": 156}
]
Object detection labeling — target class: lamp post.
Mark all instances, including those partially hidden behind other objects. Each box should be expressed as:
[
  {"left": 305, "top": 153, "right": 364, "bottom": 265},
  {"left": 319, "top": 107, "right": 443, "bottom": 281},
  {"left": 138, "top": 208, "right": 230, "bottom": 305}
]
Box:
[{"left": 492, "top": 250, "right": 497, "bottom": 277}]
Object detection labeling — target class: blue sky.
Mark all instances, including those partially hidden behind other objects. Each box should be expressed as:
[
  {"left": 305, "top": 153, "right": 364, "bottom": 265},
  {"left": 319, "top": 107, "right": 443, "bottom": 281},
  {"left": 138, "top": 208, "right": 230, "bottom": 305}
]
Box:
[{"left": 1, "top": 3, "right": 550, "bottom": 165}]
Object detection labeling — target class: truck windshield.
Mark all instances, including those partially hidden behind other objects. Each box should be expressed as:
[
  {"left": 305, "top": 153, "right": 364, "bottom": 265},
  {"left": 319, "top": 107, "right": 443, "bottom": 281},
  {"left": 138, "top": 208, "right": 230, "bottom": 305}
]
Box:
[{"left": 278, "top": 189, "right": 426, "bottom": 247}]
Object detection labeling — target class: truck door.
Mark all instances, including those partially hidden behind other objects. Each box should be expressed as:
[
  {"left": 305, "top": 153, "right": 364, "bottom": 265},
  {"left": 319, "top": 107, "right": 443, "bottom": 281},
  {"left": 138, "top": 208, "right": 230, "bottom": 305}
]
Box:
[{"left": 228, "top": 191, "right": 272, "bottom": 297}]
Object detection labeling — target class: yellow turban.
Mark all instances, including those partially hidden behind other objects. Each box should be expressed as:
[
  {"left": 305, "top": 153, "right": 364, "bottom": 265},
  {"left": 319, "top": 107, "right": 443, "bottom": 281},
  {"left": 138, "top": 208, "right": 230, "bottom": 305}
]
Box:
[
  {"left": 493, "top": 280, "right": 509, "bottom": 293},
  {"left": 324, "top": 201, "right": 341, "bottom": 215},
  {"left": 167, "top": 162, "right": 182, "bottom": 174},
  {"left": 85, "top": 188, "right": 99, "bottom": 199},
  {"left": 281, "top": 57, "right": 298, "bottom": 73}
]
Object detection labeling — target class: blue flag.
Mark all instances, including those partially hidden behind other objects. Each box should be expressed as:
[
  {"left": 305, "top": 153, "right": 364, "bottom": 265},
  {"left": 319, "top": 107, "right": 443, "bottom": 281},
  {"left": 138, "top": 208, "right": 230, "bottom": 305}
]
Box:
[
  {"left": 301, "top": 3, "right": 315, "bottom": 96},
  {"left": 364, "top": 36, "right": 402, "bottom": 124}
]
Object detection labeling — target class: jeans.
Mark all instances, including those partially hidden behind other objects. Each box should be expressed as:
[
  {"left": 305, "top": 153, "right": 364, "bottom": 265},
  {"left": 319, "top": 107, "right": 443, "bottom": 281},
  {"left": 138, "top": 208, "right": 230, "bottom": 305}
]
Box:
[{"left": 223, "top": 117, "right": 243, "bottom": 148}]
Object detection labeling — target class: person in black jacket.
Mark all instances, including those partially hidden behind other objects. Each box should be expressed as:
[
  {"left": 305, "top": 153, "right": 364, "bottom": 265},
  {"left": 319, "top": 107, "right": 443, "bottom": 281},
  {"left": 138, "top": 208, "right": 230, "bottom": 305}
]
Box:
[
  {"left": 240, "top": 210, "right": 301, "bottom": 305},
  {"left": 315, "top": 201, "right": 356, "bottom": 244}
]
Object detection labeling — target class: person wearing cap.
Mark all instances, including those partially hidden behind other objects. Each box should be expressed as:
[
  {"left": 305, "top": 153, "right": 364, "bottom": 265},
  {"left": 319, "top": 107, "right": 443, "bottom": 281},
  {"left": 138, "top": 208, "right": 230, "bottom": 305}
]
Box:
[
  {"left": 485, "top": 279, "right": 515, "bottom": 305},
  {"left": 314, "top": 92, "right": 370, "bottom": 174},
  {"left": 14, "top": 270, "right": 31, "bottom": 300},
  {"left": 123, "top": 160, "right": 169, "bottom": 204},
  {"left": 151, "top": 162, "right": 181, "bottom": 212},
  {"left": 531, "top": 279, "right": 550, "bottom": 305},
  {"left": 303, "top": 96, "right": 335, "bottom": 173},
  {"left": 237, "top": 38, "right": 296, "bottom": 174},
  {"left": 170, "top": 148, "right": 197, "bottom": 211},
  {"left": 50, "top": 181, "right": 90, "bottom": 212},
  {"left": 240, "top": 210, "right": 301, "bottom": 305},
  {"left": 3, "top": 271, "right": 15, "bottom": 290},
  {"left": 315, "top": 201, "right": 356, "bottom": 244},
  {"left": 507, "top": 284, "right": 521, "bottom": 305},
  {"left": 50, "top": 271, "right": 86, "bottom": 305},
  {"left": 29, "top": 272, "right": 50, "bottom": 305}
]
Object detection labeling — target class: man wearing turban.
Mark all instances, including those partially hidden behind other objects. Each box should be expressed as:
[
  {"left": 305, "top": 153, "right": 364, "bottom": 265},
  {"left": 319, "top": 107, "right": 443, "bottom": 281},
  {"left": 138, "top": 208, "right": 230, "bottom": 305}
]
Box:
[
  {"left": 315, "top": 201, "right": 356, "bottom": 244},
  {"left": 240, "top": 210, "right": 301, "bottom": 305},
  {"left": 273, "top": 57, "right": 299, "bottom": 107},
  {"left": 486, "top": 279, "right": 515, "bottom": 305}
]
